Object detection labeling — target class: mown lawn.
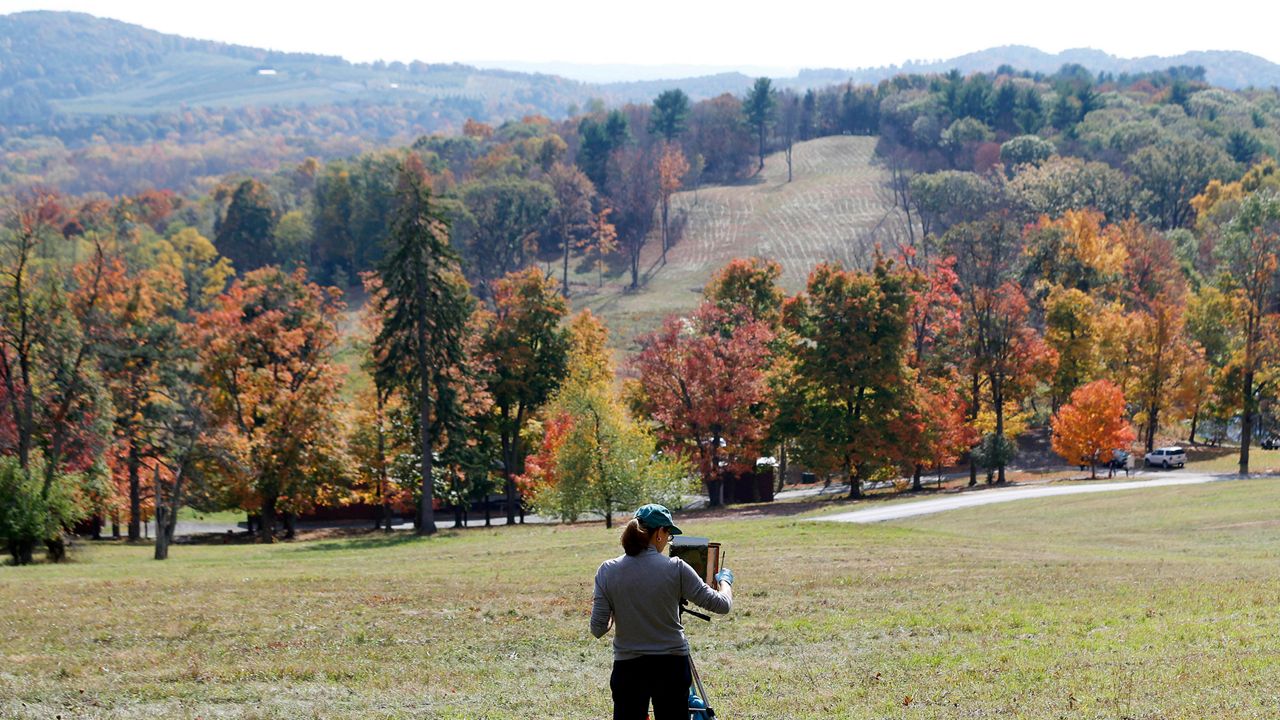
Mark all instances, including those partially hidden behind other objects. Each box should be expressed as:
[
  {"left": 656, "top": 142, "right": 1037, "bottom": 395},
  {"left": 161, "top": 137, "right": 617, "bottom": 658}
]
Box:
[{"left": 4, "top": 477, "right": 1280, "bottom": 718}]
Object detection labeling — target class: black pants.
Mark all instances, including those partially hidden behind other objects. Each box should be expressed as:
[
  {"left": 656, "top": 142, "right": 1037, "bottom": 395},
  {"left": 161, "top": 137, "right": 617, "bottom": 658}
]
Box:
[{"left": 610, "top": 654, "right": 692, "bottom": 720}]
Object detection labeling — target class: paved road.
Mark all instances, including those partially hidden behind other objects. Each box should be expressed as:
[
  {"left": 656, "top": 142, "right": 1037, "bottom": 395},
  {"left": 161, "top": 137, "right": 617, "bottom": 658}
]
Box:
[{"left": 810, "top": 472, "right": 1237, "bottom": 524}]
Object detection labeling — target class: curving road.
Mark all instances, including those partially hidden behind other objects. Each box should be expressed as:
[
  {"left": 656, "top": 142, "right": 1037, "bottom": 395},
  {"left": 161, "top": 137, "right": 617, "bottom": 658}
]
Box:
[{"left": 809, "top": 472, "right": 1238, "bottom": 524}]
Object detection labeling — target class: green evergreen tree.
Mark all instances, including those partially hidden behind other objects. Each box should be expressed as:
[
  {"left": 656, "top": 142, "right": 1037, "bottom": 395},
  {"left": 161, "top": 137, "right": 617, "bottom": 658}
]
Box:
[
  {"left": 743, "top": 77, "right": 776, "bottom": 172},
  {"left": 372, "top": 157, "right": 476, "bottom": 535}
]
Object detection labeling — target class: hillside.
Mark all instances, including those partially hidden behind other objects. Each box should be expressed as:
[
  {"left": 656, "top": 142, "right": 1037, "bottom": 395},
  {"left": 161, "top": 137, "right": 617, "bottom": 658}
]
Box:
[
  {"left": 571, "top": 135, "right": 902, "bottom": 348},
  {"left": 0, "top": 10, "right": 589, "bottom": 124}
]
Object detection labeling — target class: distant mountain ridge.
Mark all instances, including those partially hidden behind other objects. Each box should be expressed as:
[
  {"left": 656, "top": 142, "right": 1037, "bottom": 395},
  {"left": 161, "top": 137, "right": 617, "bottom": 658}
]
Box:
[
  {"left": 4, "top": 11, "right": 1278, "bottom": 132},
  {"left": 796, "top": 45, "right": 1280, "bottom": 91}
]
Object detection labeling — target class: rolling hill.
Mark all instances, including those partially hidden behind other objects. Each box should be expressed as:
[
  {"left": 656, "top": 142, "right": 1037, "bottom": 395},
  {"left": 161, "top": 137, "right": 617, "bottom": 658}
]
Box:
[
  {"left": 570, "top": 135, "right": 903, "bottom": 349},
  {"left": 5, "top": 11, "right": 1280, "bottom": 132}
]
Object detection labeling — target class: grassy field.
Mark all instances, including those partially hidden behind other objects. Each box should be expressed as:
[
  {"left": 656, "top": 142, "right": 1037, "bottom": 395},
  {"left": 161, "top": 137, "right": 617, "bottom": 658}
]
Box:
[
  {"left": 5, "top": 477, "right": 1280, "bottom": 718},
  {"left": 569, "top": 135, "right": 904, "bottom": 350}
]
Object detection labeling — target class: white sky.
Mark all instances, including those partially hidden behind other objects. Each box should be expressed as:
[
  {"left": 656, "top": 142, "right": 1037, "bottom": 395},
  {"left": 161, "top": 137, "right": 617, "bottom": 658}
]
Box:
[{"left": 3, "top": 0, "right": 1278, "bottom": 72}]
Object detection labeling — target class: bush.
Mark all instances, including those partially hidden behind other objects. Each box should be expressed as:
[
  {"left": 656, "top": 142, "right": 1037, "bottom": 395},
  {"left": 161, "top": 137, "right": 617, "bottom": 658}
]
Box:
[
  {"left": 0, "top": 456, "right": 90, "bottom": 565},
  {"left": 971, "top": 432, "right": 1018, "bottom": 473}
]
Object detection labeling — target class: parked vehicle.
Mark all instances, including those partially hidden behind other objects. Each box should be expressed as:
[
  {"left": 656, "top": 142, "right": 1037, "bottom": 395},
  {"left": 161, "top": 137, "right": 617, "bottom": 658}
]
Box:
[
  {"left": 1144, "top": 446, "right": 1186, "bottom": 469},
  {"left": 1261, "top": 435, "right": 1278, "bottom": 450}
]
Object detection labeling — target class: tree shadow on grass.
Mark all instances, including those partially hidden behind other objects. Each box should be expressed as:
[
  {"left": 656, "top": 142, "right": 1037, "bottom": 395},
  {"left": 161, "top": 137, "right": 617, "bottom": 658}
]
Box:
[{"left": 289, "top": 530, "right": 455, "bottom": 553}]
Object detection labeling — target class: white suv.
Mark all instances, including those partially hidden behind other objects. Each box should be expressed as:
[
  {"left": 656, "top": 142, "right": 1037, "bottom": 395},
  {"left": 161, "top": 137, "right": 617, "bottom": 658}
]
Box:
[{"left": 1144, "top": 446, "right": 1186, "bottom": 469}]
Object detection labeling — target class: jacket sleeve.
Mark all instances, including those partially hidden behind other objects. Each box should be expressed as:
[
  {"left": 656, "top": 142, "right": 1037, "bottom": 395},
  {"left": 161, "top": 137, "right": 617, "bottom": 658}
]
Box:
[
  {"left": 589, "top": 564, "right": 613, "bottom": 638},
  {"left": 677, "top": 558, "right": 732, "bottom": 615}
]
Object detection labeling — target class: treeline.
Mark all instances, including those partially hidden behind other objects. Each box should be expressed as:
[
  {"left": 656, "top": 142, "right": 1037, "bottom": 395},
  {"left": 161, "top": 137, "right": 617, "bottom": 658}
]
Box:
[
  {"left": 151, "top": 65, "right": 1280, "bottom": 302},
  {"left": 4, "top": 154, "right": 1280, "bottom": 565},
  {"left": 0, "top": 165, "right": 701, "bottom": 565},
  {"left": 6, "top": 155, "right": 1280, "bottom": 565},
  {"left": 13, "top": 60, "right": 1279, "bottom": 213}
]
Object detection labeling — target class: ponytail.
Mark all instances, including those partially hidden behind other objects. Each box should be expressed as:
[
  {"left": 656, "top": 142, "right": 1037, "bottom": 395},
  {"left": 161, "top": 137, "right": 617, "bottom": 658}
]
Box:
[{"left": 620, "top": 518, "right": 653, "bottom": 556}]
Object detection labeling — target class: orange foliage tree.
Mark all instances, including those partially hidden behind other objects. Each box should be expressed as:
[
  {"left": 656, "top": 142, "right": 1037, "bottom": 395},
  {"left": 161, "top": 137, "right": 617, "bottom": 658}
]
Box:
[
  {"left": 191, "top": 266, "right": 347, "bottom": 541},
  {"left": 1051, "top": 380, "right": 1136, "bottom": 478},
  {"left": 657, "top": 144, "right": 689, "bottom": 265}
]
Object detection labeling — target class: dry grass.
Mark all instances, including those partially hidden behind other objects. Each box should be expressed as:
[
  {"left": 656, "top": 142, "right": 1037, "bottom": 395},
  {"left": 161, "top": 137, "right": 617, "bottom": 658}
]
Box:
[{"left": 6, "top": 477, "right": 1280, "bottom": 718}]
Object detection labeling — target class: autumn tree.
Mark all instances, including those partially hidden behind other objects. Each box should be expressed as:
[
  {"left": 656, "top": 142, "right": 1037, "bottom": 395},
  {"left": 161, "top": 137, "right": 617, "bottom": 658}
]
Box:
[
  {"left": 946, "top": 216, "right": 1038, "bottom": 485},
  {"left": 480, "top": 267, "right": 570, "bottom": 524},
  {"left": 95, "top": 254, "right": 187, "bottom": 542},
  {"left": 1216, "top": 190, "right": 1280, "bottom": 473},
  {"left": 167, "top": 227, "right": 234, "bottom": 312},
  {"left": 526, "top": 311, "right": 686, "bottom": 525},
  {"left": 372, "top": 157, "right": 477, "bottom": 535},
  {"left": 1043, "top": 286, "right": 1100, "bottom": 411},
  {"left": 902, "top": 256, "right": 970, "bottom": 490},
  {"left": 608, "top": 145, "right": 659, "bottom": 288},
  {"left": 704, "top": 257, "right": 786, "bottom": 327},
  {"left": 546, "top": 162, "right": 596, "bottom": 295},
  {"left": 630, "top": 303, "right": 774, "bottom": 506},
  {"left": 743, "top": 77, "right": 776, "bottom": 173},
  {"left": 0, "top": 191, "right": 112, "bottom": 562},
  {"left": 656, "top": 145, "right": 689, "bottom": 265},
  {"left": 1116, "top": 220, "right": 1189, "bottom": 451},
  {"left": 579, "top": 206, "right": 618, "bottom": 287},
  {"left": 192, "top": 266, "right": 346, "bottom": 542},
  {"left": 781, "top": 260, "right": 915, "bottom": 498},
  {"left": 1051, "top": 380, "right": 1136, "bottom": 478}
]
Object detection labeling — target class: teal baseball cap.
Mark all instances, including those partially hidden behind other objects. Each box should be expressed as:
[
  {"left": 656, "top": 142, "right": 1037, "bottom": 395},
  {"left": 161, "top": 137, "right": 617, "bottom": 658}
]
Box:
[{"left": 634, "top": 503, "right": 682, "bottom": 535}]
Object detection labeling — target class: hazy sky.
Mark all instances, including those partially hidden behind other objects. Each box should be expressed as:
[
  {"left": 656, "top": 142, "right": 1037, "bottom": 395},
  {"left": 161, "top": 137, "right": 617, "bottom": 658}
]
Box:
[{"left": 3, "top": 0, "right": 1278, "bottom": 73}]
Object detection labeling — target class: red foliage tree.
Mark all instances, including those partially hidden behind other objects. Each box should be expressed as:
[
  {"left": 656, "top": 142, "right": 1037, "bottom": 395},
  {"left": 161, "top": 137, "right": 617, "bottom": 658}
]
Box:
[{"left": 630, "top": 303, "right": 774, "bottom": 506}]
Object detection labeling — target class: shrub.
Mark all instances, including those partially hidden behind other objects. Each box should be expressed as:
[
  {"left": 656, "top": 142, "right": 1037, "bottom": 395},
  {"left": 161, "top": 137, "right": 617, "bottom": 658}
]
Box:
[{"left": 0, "top": 456, "right": 91, "bottom": 565}]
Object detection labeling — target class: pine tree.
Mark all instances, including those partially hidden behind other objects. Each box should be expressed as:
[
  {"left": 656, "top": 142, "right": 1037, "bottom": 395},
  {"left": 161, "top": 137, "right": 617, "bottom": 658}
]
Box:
[{"left": 372, "top": 157, "right": 475, "bottom": 535}]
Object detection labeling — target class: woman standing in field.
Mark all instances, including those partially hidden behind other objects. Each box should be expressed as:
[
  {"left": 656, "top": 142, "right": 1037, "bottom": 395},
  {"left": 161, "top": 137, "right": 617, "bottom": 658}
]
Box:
[{"left": 590, "top": 504, "right": 735, "bottom": 720}]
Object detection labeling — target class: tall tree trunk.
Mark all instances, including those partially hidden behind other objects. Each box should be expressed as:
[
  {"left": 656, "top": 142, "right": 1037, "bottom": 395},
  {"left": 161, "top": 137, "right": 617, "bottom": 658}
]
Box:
[
  {"left": 1241, "top": 366, "right": 1255, "bottom": 475},
  {"left": 128, "top": 443, "right": 142, "bottom": 541},
  {"left": 416, "top": 370, "right": 437, "bottom": 535},
  {"left": 1241, "top": 316, "right": 1258, "bottom": 475},
  {"left": 45, "top": 536, "right": 66, "bottom": 562},
  {"left": 992, "top": 372, "right": 1007, "bottom": 484},
  {"left": 258, "top": 496, "right": 277, "bottom": 543},
  {"left": 562, "top": 223, "right": 571, "bottom": 297},
  {"left": 10, "top": 538, "right": 33, "bottom": 565},
  {"left": 154, "top": 505, "right": 170, "bottom": 560},
  {"left": 969, "top": 370, "right": 980, "bottom": 487},
  {"left": 503, "top": 422, "right": 519, "bottom": 526},
  {"left": 912, "top": 463, "right": 923, "bottom": 492},
  {"left": 775, "top": 443, "right": 787, "bottom": 494},
  {"left": 708, "top": 433, "right": 724, "bottom": 507},
  {"left": 660, "top": 199, "right": 669, "bottom": 265}
]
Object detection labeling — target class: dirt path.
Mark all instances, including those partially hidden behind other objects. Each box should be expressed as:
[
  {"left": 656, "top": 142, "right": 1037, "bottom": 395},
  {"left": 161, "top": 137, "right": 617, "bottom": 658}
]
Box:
[{"left": 809, "top": 472, "right": 1238, "bottom": 524}]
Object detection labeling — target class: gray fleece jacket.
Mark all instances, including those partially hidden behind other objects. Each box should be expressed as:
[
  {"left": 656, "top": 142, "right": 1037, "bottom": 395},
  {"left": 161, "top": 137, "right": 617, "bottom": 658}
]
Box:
[{"left": 590, "top": 546, "right": 732, "bottom": 660}]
